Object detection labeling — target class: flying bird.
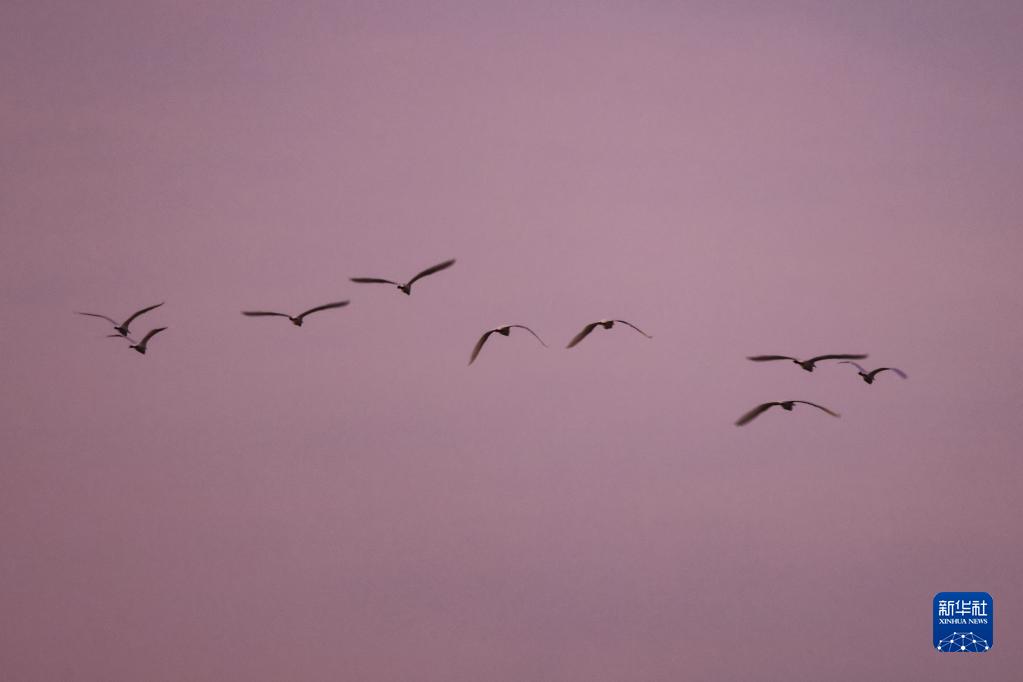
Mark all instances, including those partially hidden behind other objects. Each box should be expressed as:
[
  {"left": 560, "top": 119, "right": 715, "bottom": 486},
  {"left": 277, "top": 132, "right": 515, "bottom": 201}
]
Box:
[
  {"left": 839, "top": 361, "right": 907, "bottom": 384},
  {"left": 469, "top": 325, "right": 547, "bottom": 365},
  {"left": 734, "top": 400, "right": 840, "bottom": 426},
  {"left": 350, "top": 258, "right": 456, "bottom": 295},
  {"left": 241, "top": 301, "right": 350, "bottom": 326},
  {"left": 76, "top": 302, "right": 164, "bottom": 337},
  {"left": 746, "top": 353, "right": 868, "bottom": 372},
  {"left": 128, "top": 327, "right": 167, "bottom": 355},
  {"left": 566, "top": 319, "right": 652, "bottom": 348}
]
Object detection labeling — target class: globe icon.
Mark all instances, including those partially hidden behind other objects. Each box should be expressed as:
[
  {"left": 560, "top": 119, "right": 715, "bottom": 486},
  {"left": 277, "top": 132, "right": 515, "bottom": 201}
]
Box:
[{"left": 937, "top": 632, "right": 990, "bottom": 652}]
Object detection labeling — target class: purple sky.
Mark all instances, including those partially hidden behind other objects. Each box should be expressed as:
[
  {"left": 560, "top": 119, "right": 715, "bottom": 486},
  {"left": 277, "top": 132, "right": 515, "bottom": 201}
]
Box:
[{"left": 3, "top": 2, "right": 1022, "bottom": 679}]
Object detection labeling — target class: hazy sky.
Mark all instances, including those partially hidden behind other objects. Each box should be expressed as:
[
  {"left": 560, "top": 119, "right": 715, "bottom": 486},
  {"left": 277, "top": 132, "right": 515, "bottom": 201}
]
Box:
[{"left": 3, "top": 2, "right": 1022, "bottom": 679}]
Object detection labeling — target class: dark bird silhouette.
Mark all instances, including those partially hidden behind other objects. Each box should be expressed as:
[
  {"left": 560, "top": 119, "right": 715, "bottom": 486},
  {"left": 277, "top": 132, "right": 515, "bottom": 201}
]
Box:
[
  {"left": 241, "top": 301, "right": 350, "bottom": 326},
  {"left": 76, "top": 302, "right": 164, "bottom": 337},
  {"left": 735, "top": 400, "right": 840, "bottom": 426},
  {"left": 469, "top": 325, "right": 547, "bottom": 365},
  {"left": 128, "top": 327, "right": 167, "bottom": 355},
  {"left": 839, "top": 361, "right": 907, "bottom": 384},
  {"left": 350, "top": 259, "right": 456, "bottom": 295},
  {"left": 566, "top": 319, "right": 652, "bottom": 348},
  {"left": 747, "top": 353, "right": 868, "bottom": 372}
]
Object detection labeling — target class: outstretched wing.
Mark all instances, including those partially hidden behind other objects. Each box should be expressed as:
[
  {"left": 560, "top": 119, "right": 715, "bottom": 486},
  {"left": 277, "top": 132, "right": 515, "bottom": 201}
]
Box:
[
  {"left": 791, "top": 400, "right": 840, "bottom": 417},
  {"left": 747, "top": 355, "right": 796, "bottom": 362},
  {"left": 868, "top": 367, "right": 907, "bottom": 380},
  {"left": 613, "top": 320, "right": 652, "bottom": 339},
  {"left": 468, "top": 330, "right": 497, "bottom": 365},
  {"left": 407, "top": 258, "right": 456, "bottom": 286},
  {"left": 839, "top": 360, "right": 867, "bottom": 373},
  {"left": 509, "top": 325, "right": 548, "bottom": 347},
  {"left": 76, "top": 311, "right": 118, "bottom": 325},
  {"left": 242, "top": 311, "right": 290, "bottom": 318},
  {"left": 137, "top": 327, "right": 167, "bottom": 347},
  {"left": 120, "top": 302, "right": 164, "bottom": 327},
  {"left": 735, "top": 402, "right": 778, "bottom": 426},
  {"left": 807, "top": 353, "right": 868, "bottom": 363},
  {"left": 295, "top": 300, "right": 350, "bottom": 320},
  {"left": 566, "top": 322, "right": 600, "bottom": 349},
  {"left": 350, "top": 277, "right": 399, "bottom": 285},
  {"left": 407, "top": 257, "right": 456, "bottom": 286}
]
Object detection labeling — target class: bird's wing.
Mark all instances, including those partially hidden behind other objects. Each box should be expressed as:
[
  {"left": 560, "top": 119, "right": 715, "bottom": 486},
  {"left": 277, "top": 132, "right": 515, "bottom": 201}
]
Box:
[
  {"left": 468, "top": 330, "right": 497, "bottom": 365},
  {"left": 120, "top": 302, "right": 164, "bottom": 327},
  {"left": 350, "top": 277, "right": 399, "bottom": 285},
  {"left": 406, "top": 259, "right": 456, "bottom": 286},
  {"left": 295, "top": 300, "right": 350, "bottom": 320},
  {"left": 137, "top": 327, "right": 167, "bottom": 347},
  {"left": 869, "top": 367, "right": 907, "bottom": 379},
  {"left": 76, "top": 311, "right": 118, "bottom": 325},
  {"left": 735, "top": 403, "right": 778, "bottom": 426},
  {"left": 807, "top": 353, "right": 868, "bottom": 363},
  {"left": 509, "top": 325, "right": 547, "bottom": 347},
  {"left": 613, "top": 320, "right": 652, "bottom": 338},
  {"left": 566, "top": 322, "right": 600, "bottom": 348},
  {"left": 747, "top": 355, "right": 796, "bottom": 362},
  {"left": 241, "top": 311, "right": 291, "bottom": 318},
  {"left": 791, "top": 401, "right": 840, "bottom": 417},
  {"left": 839, "top": 360, "right": 867, "bottom": 373}
]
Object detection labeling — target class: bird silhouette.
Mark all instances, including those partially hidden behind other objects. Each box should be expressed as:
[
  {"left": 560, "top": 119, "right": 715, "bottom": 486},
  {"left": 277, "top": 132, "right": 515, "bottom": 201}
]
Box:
[
  {"left": 469, "top": 325, "right": 547, "bottom": 365},
  {"left": 734, "top": 400, "right": 840, "bottom": 426},
  {"left": 128, "top": 327, "right": 167, "bottom": 355},
  {"left": 241, "top": 301, "right": 350, "bottom": 326},
  {"left": 839, "top": 361, "right": 907, "bottom": 384},
  {"left": 76, "top": 302, "right": 164, "bottom": 337},
  {"left": 747, "top": 353, "right": 867, "bottom": 372},
  {"left": 350, "top": 259, "right": 456, "bottom": 295},
  {"left": 566, "top": 319, "right": 652, "bottom": 348}
]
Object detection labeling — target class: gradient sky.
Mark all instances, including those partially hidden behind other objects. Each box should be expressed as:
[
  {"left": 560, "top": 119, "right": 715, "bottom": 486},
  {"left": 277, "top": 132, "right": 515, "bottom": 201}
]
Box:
[{"left": 3, "top": 2, "right": 1023, "bottom": 680}]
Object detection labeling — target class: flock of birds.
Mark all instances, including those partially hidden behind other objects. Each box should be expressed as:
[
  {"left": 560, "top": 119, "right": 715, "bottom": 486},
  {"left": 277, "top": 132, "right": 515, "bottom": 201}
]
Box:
[
  {"left": 737, "top": 354, "right": 907, "bottom": 426},
  {"left": 75, "top": 258, "right": 907, "bottom": 427}
]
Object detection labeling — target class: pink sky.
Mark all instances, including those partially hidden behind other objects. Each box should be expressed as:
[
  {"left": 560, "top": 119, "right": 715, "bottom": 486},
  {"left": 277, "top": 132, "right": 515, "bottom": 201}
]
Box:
[{"left": 3, "top": 1, "right": 1022, "bottom": 679}]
